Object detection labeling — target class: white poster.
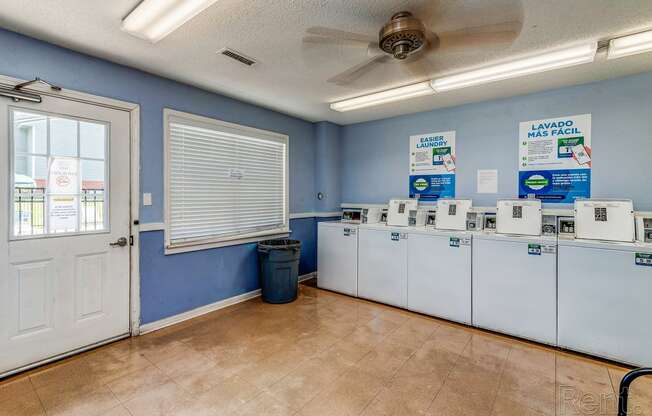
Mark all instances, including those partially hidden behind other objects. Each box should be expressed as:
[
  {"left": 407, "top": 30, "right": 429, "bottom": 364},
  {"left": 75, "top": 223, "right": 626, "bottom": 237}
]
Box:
[
  {"left": 409, "top": 131, "right": 456, "bottom": 201},
  {"left": 48, "top": 157, "right": 80, "bottom": 232},
  {"left": 48, "top": 157, "right": 80, "bottom": 194},
  {"left": 477, "top": 169, "right": 498, "bottom": 194},
  {"left": 518, "top": 114, "right": 591, "bottom": 203},
  {"left": 48, "top": 195, "right": 79, "bottom": 232}
]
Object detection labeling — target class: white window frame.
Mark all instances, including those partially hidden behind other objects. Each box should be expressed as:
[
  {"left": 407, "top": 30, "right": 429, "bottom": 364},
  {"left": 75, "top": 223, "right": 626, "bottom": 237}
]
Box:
[{"left": 163, "top": 109, "right": 290, "bottom": 254}]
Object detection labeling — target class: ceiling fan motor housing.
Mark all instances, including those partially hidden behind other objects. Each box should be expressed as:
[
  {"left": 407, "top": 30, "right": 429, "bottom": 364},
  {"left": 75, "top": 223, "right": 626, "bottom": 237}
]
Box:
[{"left": 379, "top": 11, "right": 427, "bottom": 59}]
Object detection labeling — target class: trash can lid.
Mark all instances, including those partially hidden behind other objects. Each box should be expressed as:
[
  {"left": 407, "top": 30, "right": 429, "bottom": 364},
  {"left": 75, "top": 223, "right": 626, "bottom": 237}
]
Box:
[{"left": 258, "top": 239, "right": 301, "bottom": 249}]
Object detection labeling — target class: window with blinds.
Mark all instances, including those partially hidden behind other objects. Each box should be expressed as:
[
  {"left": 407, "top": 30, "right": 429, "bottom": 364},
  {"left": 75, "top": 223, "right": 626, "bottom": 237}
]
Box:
[{"left": 164, "top": 109, "right": 289, "bottom": 251}]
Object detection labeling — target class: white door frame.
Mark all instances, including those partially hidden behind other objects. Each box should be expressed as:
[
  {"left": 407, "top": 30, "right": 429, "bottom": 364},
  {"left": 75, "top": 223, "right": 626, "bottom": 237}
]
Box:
[{"left": 0, "top": 75, "right": 142, "bottom": 342}]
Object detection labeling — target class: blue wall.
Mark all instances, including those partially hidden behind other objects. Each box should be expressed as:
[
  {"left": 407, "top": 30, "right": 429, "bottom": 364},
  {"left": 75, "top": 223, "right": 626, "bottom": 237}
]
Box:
[
  {"left": 314, "top": 121, "right": 342, "bottom": 212},
  {"left": 0, "top": 28, "right": 317, "bottom": 220},
  {"left": 0, "top": 29, "right": 325, "bottom": 324},
  {"left": 340, "top": 72, "right": 652, "bottom": 211}
]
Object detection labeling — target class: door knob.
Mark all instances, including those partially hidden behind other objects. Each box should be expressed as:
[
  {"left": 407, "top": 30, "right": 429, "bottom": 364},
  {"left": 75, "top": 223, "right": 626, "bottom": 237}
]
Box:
[{"left": 110, "top": 237, "right": 128, "bottom": 247}]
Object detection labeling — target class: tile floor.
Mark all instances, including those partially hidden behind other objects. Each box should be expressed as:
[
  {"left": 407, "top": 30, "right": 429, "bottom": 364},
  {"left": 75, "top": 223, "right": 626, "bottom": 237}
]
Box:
[{"left": 1, "top": 281, "right": 651, "bottom": 416}]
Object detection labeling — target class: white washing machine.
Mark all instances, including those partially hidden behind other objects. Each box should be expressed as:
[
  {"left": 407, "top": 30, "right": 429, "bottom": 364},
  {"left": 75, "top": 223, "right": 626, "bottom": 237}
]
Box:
[
  {"left": 317, "top": 221, "right": 358, "bottom": 296},
  {"left": 473, "top": 233, "right": 558, "bottom": 345},
  {"left": 358, "top": 225, "right": 408, "bottom": 308},
  {"left": 558, "top": 239, "right": 652, "bottom": 366},
  {"left": 407, "top": 229, "right": 472, "bottom": 324}
]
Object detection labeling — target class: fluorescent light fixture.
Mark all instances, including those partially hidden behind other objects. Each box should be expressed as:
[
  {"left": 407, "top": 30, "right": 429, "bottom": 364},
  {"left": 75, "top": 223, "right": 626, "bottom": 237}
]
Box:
[
  {"left": 608, "top": 30, "right": 652, "bottom": 60},
  {"left": 431, "top": 42, "right": 597, "bottom": 92},
  {"left": 122, "top": 0, "right": 219, "bottom": 43},
  {"left": 330, "top": 81, "right": 435, "bottom": 112}
]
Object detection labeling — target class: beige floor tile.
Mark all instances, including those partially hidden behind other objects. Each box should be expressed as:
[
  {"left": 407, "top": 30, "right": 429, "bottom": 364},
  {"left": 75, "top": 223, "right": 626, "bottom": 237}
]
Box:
[
  {"left": 301, "top": 367, "right": 385, "bottom": 416},
  {"left": 98, "top": 405, "right": 132, "bottom": 416},
  {"left": 503, "top": 343, "right": 555, "bottom": 378},
  {"left": 267, "top": 355, "right": 352, "bottom": 410},
  {"left": 491, "top": 396, "right": 548, "bottom": 416},
  {"left": 316, "top": 338, "right": 374, "bottom": 366},
  {"left": 363, "top": 317, "right": 401, "bottom": 336},
  {"left": 400, "top": 340, "right": 461, "bottom": 379},
  {"left": 0, "top": 376, "right": 34, "bottom": 403},
  {"left": 106, "top": 364, "right": 170, "bottom": 403},
  {"left": 195, "top": 376, "right": 261, "bottom": 416},
  {"left": 441, "top": 361, "right": 502, "bottom": 411},
  {"left": 355, "top": 339, "right": 416, "bottom": 382},
  {"left": 362, "top": 373, "right": 444, "bottom": 416},
  {"left": 230, "top": 392, "right": 295, "bottom": 416},
  {"left": 0, "top": 388, "right": 45, "bottom": 416},
  {"left": 386, "top": 316, "right": 439, "bottom": 349},
  {"left": 4, "top": 284, "right": 647, "bottom": 416},
  {"left": 497, "top": 367, "right": 555, "bottom": 415},
  {"left": 460, "top": 334, "right": 511, "bottom": 374},
  {"left": 29, "top": 358, "right": 96, "bottom": 390},
  {"left": 122, "top": 380, "right": 191, "bottom": 416},
  {"left": 85, "top": 348, "right": 152, "bottom": 384},
  {"left": 44, "top": 385, "right": 121, "bottom": 416},
  {"left": 427, "top": 387, "right": 493, "bottom": 416},
  {"left": 235, "top": 347, "right": 310, "bottom": 389}
]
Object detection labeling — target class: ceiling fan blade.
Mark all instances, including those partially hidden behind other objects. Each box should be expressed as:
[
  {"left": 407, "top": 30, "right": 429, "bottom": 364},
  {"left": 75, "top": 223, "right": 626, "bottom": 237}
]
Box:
[
  {"left": 306, "top": 26, "right": 375, "bottom": 43},
  {"left": 328, "top": 55, "right": 390, "bottom": 86},
  {"left": 302, "top": 35, "right": 371, "bottom": 47},
  {"left": 437, "top": 21, "right": 521, "bottom": 50}
]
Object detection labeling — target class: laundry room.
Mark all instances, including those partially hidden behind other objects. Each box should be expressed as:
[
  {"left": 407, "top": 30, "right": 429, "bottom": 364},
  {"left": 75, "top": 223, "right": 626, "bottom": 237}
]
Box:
[{"left": 1, "top": 1, "right": 652, "bottom": 416}]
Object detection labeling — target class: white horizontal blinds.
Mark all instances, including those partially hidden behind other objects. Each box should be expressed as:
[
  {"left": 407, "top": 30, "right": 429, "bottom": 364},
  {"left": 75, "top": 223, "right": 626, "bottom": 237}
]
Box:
[{"left": 168, "top": 115, "right": 287, "bottom": 245}]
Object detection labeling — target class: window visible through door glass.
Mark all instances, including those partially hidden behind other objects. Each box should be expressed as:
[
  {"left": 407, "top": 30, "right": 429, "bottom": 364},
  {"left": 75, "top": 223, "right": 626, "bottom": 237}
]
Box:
[
  {"left": 12, "top": 109, "right": 108, "bottom": 238},
  {"left": 50, "top": 117, "right": 78, "bottom": 157}
]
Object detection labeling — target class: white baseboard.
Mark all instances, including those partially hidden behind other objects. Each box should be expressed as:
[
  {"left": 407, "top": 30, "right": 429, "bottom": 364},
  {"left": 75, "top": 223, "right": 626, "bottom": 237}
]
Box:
[
  {"left": 299, "top": 272, "right": 317, "bottom": 282},
  {"left": 139, "top": 289, "right": 261, "bottom": 335},
  {"left": 138, "top": 272, "right": 317, "bottom": 335}
]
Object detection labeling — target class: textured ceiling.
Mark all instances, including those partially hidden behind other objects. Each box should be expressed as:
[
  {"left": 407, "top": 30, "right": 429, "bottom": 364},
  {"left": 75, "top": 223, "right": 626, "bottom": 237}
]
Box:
[{"left": 1, "top": 0, "right": 652, "bottom": 124}]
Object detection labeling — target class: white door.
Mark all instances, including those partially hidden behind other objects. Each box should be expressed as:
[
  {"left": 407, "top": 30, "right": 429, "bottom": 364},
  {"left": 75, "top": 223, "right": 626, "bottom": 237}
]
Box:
[
  {"left": 0, "top": 93, "right": 131, "bottom": 376},
  {"left": 317, "top": 223, "right": 358, "bottom": 296},
  {"left": 407, "top": 233, "right": 472, "bottom": 324},
  {"left": 358, "top": 228, "right": 408, "bottom": 308}
]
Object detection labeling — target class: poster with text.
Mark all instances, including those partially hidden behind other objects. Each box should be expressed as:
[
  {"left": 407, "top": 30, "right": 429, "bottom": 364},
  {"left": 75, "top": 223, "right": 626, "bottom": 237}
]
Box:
[
  {"left": 409, "top": 131, "right": 456, "bottom": 200},
  {"left": 518, "top": 114, "right": 591, "bottom": 203}
]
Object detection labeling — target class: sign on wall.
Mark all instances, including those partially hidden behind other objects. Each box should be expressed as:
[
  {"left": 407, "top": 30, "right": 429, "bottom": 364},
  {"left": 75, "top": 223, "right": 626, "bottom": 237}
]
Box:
[
  {"left": 409, "top": 131, "right": 456, "bottom": 201},
  {"left": 518, "top": 114, "right": 591, "bottom": 203}
]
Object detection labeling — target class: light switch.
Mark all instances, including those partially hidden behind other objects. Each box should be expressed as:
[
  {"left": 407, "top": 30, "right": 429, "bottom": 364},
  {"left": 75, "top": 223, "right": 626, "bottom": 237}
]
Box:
[{"left": 143, "top": 193, "right": 152, "bottom": 206}]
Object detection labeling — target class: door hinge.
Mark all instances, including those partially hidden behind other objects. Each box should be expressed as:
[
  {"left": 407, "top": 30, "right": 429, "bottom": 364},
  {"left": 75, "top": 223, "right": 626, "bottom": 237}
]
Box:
[{"left": 129, "top": 235, "right": 134, "bottom": 246}]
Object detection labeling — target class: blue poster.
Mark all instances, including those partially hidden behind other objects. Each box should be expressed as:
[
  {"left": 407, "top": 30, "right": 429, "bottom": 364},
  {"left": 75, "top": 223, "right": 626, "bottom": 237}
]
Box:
[
  {"left": 518, "top": 114, "right": 591, "bottom": 203},
  {"left": 409, "top": 131, "right": 456, "bottom": 200}
]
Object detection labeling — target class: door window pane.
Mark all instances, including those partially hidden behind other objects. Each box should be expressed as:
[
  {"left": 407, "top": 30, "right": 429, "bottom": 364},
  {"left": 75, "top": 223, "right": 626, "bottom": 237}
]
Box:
[
  {"left": 50, "top": 117, "right": 78, "bottom": 157},
  {"left": 80, "top": 121, "right": 106, "bottom": 159},
  {"left": 12, "top": 109, "right": 108, "bottom": 238},
  {"left": 81, "top": 159, "right": 106, "bottom": 232},
  {"left": 13, "top": 111, "right": 47, "bottom": 154},
  {"left": 14, "top": 155, "right": 47, "bottom": 237}
]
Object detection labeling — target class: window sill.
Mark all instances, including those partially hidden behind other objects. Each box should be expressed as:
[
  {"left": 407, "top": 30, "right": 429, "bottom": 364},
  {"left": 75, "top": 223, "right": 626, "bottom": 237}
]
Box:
[{"left": 164, "top": 231, "right": 291, "bottom": 255}]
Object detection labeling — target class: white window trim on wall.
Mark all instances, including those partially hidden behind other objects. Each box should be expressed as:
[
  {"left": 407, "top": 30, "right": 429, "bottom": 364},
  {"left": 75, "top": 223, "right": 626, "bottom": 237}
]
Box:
[{"left": 163, "top": 108, "right": 290, "bottom": 255}]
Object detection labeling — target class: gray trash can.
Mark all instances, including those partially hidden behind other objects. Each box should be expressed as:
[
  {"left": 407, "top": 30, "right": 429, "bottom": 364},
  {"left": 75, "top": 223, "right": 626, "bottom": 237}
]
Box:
[{"left": 258, "top": 239, "right": 301, "bottom": 304}]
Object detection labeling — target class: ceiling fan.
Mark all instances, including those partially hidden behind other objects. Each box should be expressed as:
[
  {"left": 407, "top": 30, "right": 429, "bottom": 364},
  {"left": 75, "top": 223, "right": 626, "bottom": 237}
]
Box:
[{"left": 303, "top": 6, "right": 523, "bottom": 86}]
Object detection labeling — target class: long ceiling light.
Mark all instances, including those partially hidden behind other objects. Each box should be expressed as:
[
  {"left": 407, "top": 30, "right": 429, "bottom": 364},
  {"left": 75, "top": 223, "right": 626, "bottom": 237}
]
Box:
[
  {"left": 431, "top": 42, "right": 597, "bottom": 92},
  {"left": 122, "top": 0, "right": 220, "bottom": 43},
  {"left": 607, "top": 30, "right": 652, "bottom": 60},
  {"left": 330, "top": 81, "right": 435, "bottom": 112}
]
